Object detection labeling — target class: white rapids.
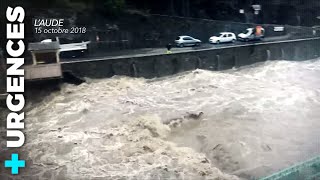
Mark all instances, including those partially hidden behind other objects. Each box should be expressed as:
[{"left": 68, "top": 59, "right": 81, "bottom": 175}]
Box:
[{"left": 1, "top": 59, "right": 320, "bottom": 179}]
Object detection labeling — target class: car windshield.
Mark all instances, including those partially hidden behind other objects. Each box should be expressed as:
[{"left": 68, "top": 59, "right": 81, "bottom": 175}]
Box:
[
  {"left": 242, "top": 29, "right": 250, "bottom": 34},
  {"left": 175, "top": 37, "right": 181, "bottom": 40}
]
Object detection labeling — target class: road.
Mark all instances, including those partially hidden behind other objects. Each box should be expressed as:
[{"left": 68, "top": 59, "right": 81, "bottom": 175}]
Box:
[{"left": 61, "top": 34, "right": 316, "bottom": 63}]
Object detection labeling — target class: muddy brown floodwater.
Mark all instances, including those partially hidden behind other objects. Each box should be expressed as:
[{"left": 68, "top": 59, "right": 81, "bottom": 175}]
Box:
[{"left": 0, "top": 59, "right": 320, "bottom": 180}]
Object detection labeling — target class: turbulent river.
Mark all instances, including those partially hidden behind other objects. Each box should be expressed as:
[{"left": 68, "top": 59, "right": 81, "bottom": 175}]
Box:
[{"left": 1, "top": 59, "right": 320, "bottom": 180}]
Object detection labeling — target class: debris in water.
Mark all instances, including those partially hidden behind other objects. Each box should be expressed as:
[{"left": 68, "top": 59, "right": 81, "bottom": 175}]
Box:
[
  {"left": 212, "top": 144, "right": 222, "bottom": 151},
  {"left": 184, "top": 112, "right": 204, "bottom": 120}
]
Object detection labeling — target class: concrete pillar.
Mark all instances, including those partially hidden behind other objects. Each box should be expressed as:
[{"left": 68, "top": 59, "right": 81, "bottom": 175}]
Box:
[
  {"left": 131, "top": 63, "right": 138, "bottom": 77},
  {"left": 281, "top": 48, "right": 285, "bottom": 60},
  {"left": 216, "top": 55, "right": 221, "bottom": 70},
  {"left": 196, "top": 58, "right": 202, "bottom": 69},
  {"left": 56, "top": 51, "right": 61, "bottom": 63},
  {"left": 266, "top": 49, "right": 271, "bottom": 60},
  {"left": 31, "top": 52, "right": 37, "bottom": 65},
  {"left": 232, "top": 56, "right": 236, "bottom": 68},
  {"left": 294, "top": 46, "right": 300, "bottom": 60}
]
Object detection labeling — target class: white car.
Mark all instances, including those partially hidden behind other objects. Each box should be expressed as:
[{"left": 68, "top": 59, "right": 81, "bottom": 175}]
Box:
[
  {"left": 175, "top": 36, "right": 201, "bottom": 47},
  {"left": 238, "top": 27, "right": 265, "bottom": 41},
  {"left": 209, "top": 32, "right": 236, "bottom": 44}
]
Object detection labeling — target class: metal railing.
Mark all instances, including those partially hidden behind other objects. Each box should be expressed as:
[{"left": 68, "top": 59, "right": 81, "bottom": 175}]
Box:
[{"left": 260, "top": 156, "right": 320, "bottom": 180}]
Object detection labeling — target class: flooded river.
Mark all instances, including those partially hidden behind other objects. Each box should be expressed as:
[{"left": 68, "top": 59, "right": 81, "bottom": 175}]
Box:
[{"left": 1, "top": 59, "right": 320, "bottom": 179}]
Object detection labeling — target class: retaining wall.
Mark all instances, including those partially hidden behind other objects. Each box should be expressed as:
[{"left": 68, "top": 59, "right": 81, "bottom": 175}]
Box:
[
  {"left": 61, "top": 38, "right": 320, "bottom": 79},
  {"left": 0, "top": 38, "right": 319, "bottom": 95}
]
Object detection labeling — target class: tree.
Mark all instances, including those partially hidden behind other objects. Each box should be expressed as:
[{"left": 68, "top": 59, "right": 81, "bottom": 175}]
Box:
[
  {"left": 181, "top": 0, "right": 190, "bottom": 17},
  {"left": 104, "top": 0, "right": 126, "bottom": 16},
  {"left": 169, "top": 0, "right": 175, "bottom": 15}
]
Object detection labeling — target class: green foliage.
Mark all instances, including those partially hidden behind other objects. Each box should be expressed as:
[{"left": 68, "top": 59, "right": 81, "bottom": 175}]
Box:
[{"left": 104, "top": 0, "right": 126, "bottom": 16}]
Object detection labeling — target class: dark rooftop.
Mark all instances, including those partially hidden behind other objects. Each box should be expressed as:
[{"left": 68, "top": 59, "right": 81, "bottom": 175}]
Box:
[{"left": 28, "top": 42, "right": 60, "bottom": 51}]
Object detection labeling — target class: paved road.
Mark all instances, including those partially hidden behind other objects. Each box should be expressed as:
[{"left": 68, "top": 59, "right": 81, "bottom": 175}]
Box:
[{"left": 61, "top": 34, "right": 316, "bottom": 63}]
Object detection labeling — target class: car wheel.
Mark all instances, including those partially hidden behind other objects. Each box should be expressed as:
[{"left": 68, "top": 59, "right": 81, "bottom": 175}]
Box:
[
  {"left": 179, "top": 43, "right": 184, "bottom": 48},
  {"left": 216, "top": 40, "right": 220, "bottom": 44},
  {"left": 232, "top": 39, "right": 236, "bottom": 43},
  {"left": 196, "top": 42, "right": 200, "bottom": 46}
]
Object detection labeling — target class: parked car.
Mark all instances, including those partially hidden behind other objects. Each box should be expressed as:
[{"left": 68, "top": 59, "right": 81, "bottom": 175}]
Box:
[
  {"left": 238, "top": 26, "right": 265, "bottom": 41},
  {"left": 175, "top": 36, "right": 201, "bottom": 47},
  {"left": 209, "top": 32, "right": 236, "bottom": 44}
]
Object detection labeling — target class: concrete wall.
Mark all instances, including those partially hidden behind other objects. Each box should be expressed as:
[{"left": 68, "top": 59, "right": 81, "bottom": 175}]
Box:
[
  {"left": 62, "top": 38, "right": 320, "bottom": 79},
  {"left": 0, "top": 38, "right": 319, "bottom": 95}
]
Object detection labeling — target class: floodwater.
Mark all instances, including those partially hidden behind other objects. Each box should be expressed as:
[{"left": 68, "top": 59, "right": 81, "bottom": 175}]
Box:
[{"left": 1, "top": 59, "right": 320, "bottom": 180}]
